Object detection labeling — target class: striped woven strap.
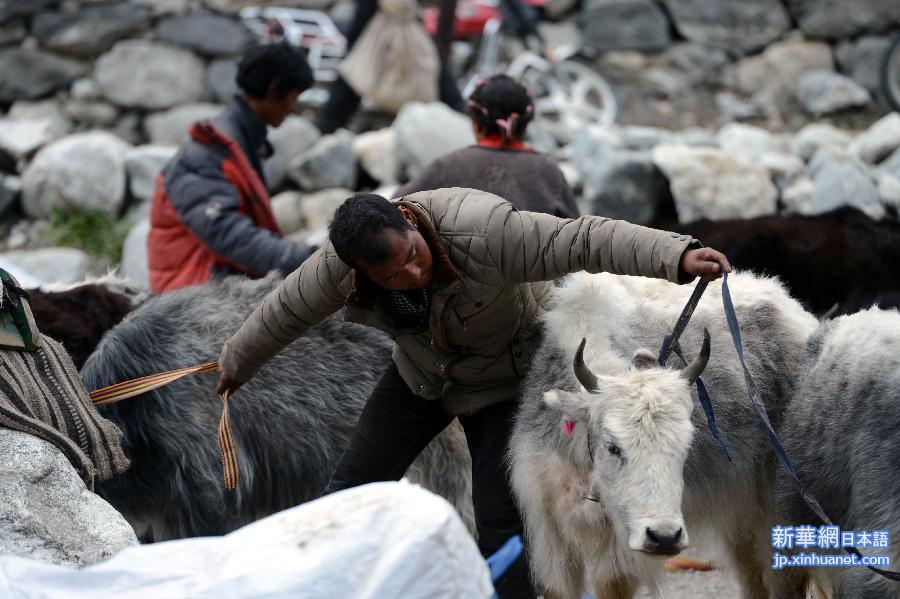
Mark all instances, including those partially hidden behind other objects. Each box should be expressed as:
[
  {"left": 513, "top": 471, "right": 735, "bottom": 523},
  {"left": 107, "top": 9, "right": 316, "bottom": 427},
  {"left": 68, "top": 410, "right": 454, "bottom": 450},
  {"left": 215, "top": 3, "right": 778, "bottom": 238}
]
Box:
[{"left": 88, "top": 361, "right": 240, "bottom": 490}]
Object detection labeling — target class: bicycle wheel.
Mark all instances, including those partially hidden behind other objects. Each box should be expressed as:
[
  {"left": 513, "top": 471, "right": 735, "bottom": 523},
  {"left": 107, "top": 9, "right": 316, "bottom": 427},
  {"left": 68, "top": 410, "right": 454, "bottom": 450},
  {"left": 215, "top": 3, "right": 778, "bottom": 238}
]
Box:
[
  {"left": 508, "top": 52, "right": 617, "bottom": 142},
  {"left": 881, "top": 32, "right": 900, "bottom": 112}
]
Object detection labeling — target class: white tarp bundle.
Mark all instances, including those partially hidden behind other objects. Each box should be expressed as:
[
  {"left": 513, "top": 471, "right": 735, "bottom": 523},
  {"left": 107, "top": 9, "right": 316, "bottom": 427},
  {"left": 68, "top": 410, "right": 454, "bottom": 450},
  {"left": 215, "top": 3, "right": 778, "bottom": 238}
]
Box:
[{"left": 0, "top": 481, "right": 494, "bottom": 598}]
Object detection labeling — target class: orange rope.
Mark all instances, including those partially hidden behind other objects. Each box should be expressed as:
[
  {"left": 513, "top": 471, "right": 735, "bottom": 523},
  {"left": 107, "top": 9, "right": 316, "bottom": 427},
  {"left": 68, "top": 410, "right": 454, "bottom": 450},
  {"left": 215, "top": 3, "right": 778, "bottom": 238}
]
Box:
[{"left": 88, "top": 361, "right": 240, "bottom": 490}]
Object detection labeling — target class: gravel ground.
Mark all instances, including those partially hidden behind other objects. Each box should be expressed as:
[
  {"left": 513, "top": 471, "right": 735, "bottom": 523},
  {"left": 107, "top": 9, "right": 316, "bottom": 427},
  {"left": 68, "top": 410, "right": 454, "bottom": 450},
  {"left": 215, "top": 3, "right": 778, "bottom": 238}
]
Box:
[{"left": 634, "top": 549, "right": 740, "bottom": 599}]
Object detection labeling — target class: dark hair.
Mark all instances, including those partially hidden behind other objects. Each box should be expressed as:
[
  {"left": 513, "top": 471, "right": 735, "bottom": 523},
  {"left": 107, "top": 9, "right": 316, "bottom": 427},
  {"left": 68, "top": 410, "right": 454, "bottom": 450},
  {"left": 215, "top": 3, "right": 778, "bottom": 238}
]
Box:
[
  {"left": 466, "top": 74, "right": 534, "bottom": 145},
  {"left": 328, "top": 194, "right": 414, "bottom": 267},
  {"left": 236, "top": 42, "right": 314, "bottom": 99}
]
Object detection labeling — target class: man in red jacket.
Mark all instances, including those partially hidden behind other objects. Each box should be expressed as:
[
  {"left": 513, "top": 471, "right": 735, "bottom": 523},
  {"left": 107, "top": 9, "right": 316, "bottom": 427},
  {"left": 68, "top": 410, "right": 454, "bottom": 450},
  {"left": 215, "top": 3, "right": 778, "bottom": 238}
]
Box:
[{"left": 148, "top": 43, "right": 316, "bottom": 293}]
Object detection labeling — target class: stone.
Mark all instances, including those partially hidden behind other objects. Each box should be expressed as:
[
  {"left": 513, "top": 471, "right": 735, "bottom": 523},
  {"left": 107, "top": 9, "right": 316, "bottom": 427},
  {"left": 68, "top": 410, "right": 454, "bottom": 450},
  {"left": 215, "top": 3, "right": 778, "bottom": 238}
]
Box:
[
  {"left": 0, "top": 175, "right": 20, "bottom": 218},
  {"left": 882, "top": 147, "right": 900, "bottom": 179},
  {"left": 121, "top": 218, "right": 150, "bottom": 289},
  {"left": 716, "top": 123, "right": 776, "bottom": 155},
  {"left": 352, "top": 128, "right": 399, "bottom": 184},
  {"left": 582, "top": 0, "right": 670, "bottom": 52},
  {"left": 878, "top": 172, "right": 900, "bottom": 211},
  {"left": 791, "top": 123, "right": 854, "bottom": 162},
  {"left": 835, "top": 35, "right": 893, "bottom": 99},
  {"left": 759, "top": 151, "right": 805, "bottom": 190},
  {"left": 95, "top": 40, "right": 206, "bottom": 110},
  {"left": 107, "top": 112, "right": 144, "bottom": 146},
  {"left": 299, "top": 188, "right": 354, "bottom": 230},
  {"left": 652, "top": 145, "right": 778, "bottom": 222},
  {"left": 661, "top": 0, "right": 790, "bottom": 54},
  {"left": 32, "top": 3, "right": 153, "bottom": 58},
  {"left": 271, "top": 190, "right": 306, "bottom": 234},
  {"left": 780, "top": 175, "right": 815, "bottom": 215},
  {"left": 155, "top": 14, "right": 252, "bottom": 57},
  {"left": 0, "top": 247, "right": 93, "bottom": 284},
  {"left": 582, "top": 149, "right": 672, "bottom": 225},
  {"left": 674, "top": 127, "right": 718, "bottom": 147},
  {"left": 716, "top": 91, "right": 759, "bottom": 121},
  {"left": 849, "top": 113, "right": 900, "bottom": 165},
  {"left": 0, "top": 48, "right": 84, "bottom": 103},
  {"left": 22, "top": 131, "right": 131, "bottom": 219},
  {"left": 206, "top": 58, "right": 240, "bottom": 104},
  {"left": 264, "top": 115, "right": 320, "bottom": 191},
  {"left": 0, "top": 21, "right": 26, "bottom": 46},
  {"left": 806, "top": 146, "right": 884, "bottom": 219},
  {"left": 0, "top": 116, "right": 69, "bottom": 159},
  {"left": 64, "top": 99, "right": 119, "bottom": 127},
  {"left": 0, "top": 148, "right": 17, "bottom": 174},
  {"left": 134, "top": 0, "right": 190, "bottom": 15},
  {"left": 392, "top": 102, "right": 476, "bottom": 179},
  {"left": 70, "top": 77, "right": 102, "bottom": 101},
  {"left": 0, "top": 0, "right": 58, "bottom": 22},
  {"left": 288, "top": 130, "right": 357, "bottom": 191},
  {"left": 795, "top": 70, "right": 871, "bottom": 116},
  {"left": 203, "top": 0, "right": 335, "bottom": 14},
  {"left": 125, "top": 145, "right": 177, "bottom": 203},
  {"left": 144, "top": 103, "right": 224, "bottom": 147},
  {"left": 0, "top": 428, "right": 137, "bottom": 566},
  {"left": 783, "top": 0, "right": 900, "bottom": 40},
  {"left": 655, "top": 42, "right": 732, "bottom": 86},
  {"left": 618, "top": 125, "right": 674, "bottom": 151}
]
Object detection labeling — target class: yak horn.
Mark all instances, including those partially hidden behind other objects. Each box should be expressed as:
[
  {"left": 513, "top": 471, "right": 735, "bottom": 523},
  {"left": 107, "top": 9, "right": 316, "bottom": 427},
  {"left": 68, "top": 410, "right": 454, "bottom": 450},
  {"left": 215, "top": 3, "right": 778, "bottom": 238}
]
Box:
[
  {"left": 574, "top": 337, "right": 599, "bottom": 392},
  {"left": 680, "top": 328, "right": 711, "bottom": 385}
]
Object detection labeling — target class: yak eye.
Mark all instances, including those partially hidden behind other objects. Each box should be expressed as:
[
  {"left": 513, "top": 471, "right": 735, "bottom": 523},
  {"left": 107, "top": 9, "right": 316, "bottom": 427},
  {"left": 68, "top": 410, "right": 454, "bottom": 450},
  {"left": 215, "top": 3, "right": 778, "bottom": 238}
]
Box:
[{"left": 606, "top": 443, "right": 621, "bottom": 457}]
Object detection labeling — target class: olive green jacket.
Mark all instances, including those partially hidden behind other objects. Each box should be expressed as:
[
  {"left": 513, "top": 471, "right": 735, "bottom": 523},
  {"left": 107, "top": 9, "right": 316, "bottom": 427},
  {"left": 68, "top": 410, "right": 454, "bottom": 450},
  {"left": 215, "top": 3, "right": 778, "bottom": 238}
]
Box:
[{"left": 220, "top": 188, "right": 699, "bottom": 415}]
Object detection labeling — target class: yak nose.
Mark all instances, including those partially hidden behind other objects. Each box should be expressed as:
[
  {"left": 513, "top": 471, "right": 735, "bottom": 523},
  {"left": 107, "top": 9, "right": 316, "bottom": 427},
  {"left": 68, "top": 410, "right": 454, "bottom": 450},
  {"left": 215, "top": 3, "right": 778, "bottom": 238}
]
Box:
[{"left": 644, "top": 526, "right": 685, "bottom": 556}]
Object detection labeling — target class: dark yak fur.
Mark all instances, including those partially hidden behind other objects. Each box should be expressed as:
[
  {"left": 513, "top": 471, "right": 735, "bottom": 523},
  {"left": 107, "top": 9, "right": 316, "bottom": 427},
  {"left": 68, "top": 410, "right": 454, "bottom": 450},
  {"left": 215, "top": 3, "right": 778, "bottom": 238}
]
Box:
[
  {"left": 28, "top": 283, "right": 138, "bottom": 369},
  {"left": 81, "top": 274, "right": 473, "bottom": 541},
  {"left": 673, "top": 207, "right": 900, "bottom": 315}
]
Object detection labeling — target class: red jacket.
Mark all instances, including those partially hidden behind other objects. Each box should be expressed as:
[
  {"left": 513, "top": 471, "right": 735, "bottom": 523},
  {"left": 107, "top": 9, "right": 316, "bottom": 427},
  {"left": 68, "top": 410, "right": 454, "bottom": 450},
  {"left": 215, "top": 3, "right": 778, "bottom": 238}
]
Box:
[{"left": 148, "top": 120, "right": 300, "bottom": 293}]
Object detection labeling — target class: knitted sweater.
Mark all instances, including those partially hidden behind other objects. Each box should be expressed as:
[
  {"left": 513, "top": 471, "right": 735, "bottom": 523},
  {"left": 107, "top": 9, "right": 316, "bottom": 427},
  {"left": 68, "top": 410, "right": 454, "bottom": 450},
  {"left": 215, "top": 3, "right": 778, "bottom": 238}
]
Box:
[{"left": 395, "top": 145, "right": 580, "bottom": 219}]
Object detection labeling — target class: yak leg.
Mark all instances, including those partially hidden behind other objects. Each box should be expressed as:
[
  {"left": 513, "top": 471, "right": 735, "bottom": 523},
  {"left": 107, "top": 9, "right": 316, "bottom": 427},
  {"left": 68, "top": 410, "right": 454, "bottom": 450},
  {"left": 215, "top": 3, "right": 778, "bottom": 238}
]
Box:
[{"left": 728, "top": 530, "right": 770, "bottom": 599}]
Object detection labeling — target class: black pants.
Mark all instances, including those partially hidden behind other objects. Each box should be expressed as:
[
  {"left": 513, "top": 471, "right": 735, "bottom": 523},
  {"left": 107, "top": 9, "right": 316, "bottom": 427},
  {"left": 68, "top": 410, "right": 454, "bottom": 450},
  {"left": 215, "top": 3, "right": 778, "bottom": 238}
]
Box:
[{"left": 325, "top": 364, "right": 536, "bottom": 598}]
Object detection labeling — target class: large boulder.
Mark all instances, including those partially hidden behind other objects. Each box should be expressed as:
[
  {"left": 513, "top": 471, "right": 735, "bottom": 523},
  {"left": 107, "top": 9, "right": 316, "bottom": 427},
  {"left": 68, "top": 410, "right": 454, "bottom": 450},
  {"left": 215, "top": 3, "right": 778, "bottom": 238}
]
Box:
[
  {"left": 652, "top": 145, "right": 778, "bottom": 222},
  {"left": 0, "top": 22, "right": 27, "bottom": 46},
  {"left": 22, "top": 131, "right": 131, "bottom": 218},
  {"left": 392, "top": 103, "right": 475, "bottom": 179},
  {"left": 0, "top": 0, "right": 58, "bottom": 21},
  {"left": 791, "top": 122, "right": 853, "bottom": 161},
  {"left": 661, "top": 0, "right": 790, "bottom": 54},
  {"left": 783, "top": 0, "right": 900, "bottom": 40},
  {"left": 804, "top": 147, "right": 884, "bottom": 219},
  {"left": 835, "top": 35, "right": 893, "bottom": 99},
  {"left": 64, "top": 99, "right": 120, "bottom": 127},
  {"left": 144, "top": 103, "right": 223, "bottom": 146},
  {"left": 878, "top": 172, "right": 900, "bottom": 211},
  {"left": 272, "top": 187, "right": 353, "bottom": 233},
  {"left": 154, "top": 14, "right": 252, "bottom": 57},
  {"left": 95, "top": 41, "right": 206, "bottom": 110},
  {"left": 288, "top": 130, "right": 357, "bottom": 191},
  {"left": 0, "top": 48, "right": 84, "bottom": 103},
  {"left": 582, "top": 0, "right": 670, "bottom": 52},
  {"left": 121, "top": 218, "right": 150, "bottom": 289},
  {"left": 795, "top": 70, "right": 871, "bottom": 116},
  {"left": 582, "top": 149, "right": 672, "bottom": 225},
  {"left": 32, "top": 3, "right": 153, "bottom": 58},
  {"left": 264, "top": 115, "right": 321, "bottom": 190},
  {"left": 849, "top": 113, "right": 900, "bottom": 165},
  {"left": 0, "top": 248, "right": 93, "bottom": 284},
  {"left": 125, "top": 145, "right": 177, "bottom": 203},
  {"left": 882, "top": 147, "right": 900, "bottom": 179},
  {"left": 0, "top": 428, "right": 137, "bottom": 566}
]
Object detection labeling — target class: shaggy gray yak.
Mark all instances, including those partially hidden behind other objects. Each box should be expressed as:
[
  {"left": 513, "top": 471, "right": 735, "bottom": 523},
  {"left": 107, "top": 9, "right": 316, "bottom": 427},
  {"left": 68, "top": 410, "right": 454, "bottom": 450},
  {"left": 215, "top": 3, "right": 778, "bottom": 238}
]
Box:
[
  {"left": 81, "top": 274, "right": 473, "bottom": 541},
  {"left": 510, "top": 271, "right": 817, "bottom": 598},
  {"left": 772, "top": 308, "right": 900, "bottom": 599}
]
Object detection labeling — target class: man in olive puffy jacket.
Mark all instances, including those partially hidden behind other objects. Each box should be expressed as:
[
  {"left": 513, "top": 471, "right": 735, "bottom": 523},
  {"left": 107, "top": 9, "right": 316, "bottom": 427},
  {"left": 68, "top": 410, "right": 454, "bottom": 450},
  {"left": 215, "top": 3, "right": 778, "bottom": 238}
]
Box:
[{"left": 218, "top": 188, "right": 730, "bottom": 598}]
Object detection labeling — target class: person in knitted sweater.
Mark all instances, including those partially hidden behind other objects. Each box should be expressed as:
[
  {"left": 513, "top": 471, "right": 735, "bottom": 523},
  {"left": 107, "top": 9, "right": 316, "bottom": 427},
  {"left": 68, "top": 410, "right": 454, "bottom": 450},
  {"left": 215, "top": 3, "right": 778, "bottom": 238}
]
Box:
[{"left": 395, "top": 75, "right": 579, "bottom": 219}]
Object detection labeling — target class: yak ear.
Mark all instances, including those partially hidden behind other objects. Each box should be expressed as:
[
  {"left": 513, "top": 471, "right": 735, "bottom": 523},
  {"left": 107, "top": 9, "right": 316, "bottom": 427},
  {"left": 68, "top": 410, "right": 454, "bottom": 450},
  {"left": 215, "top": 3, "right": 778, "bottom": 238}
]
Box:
[
  {"left": 631, "top": 348, "right": 657, "bottom": 370},
  {"left": 543, "top": 389, "right": 591, "bottom": 422}
]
